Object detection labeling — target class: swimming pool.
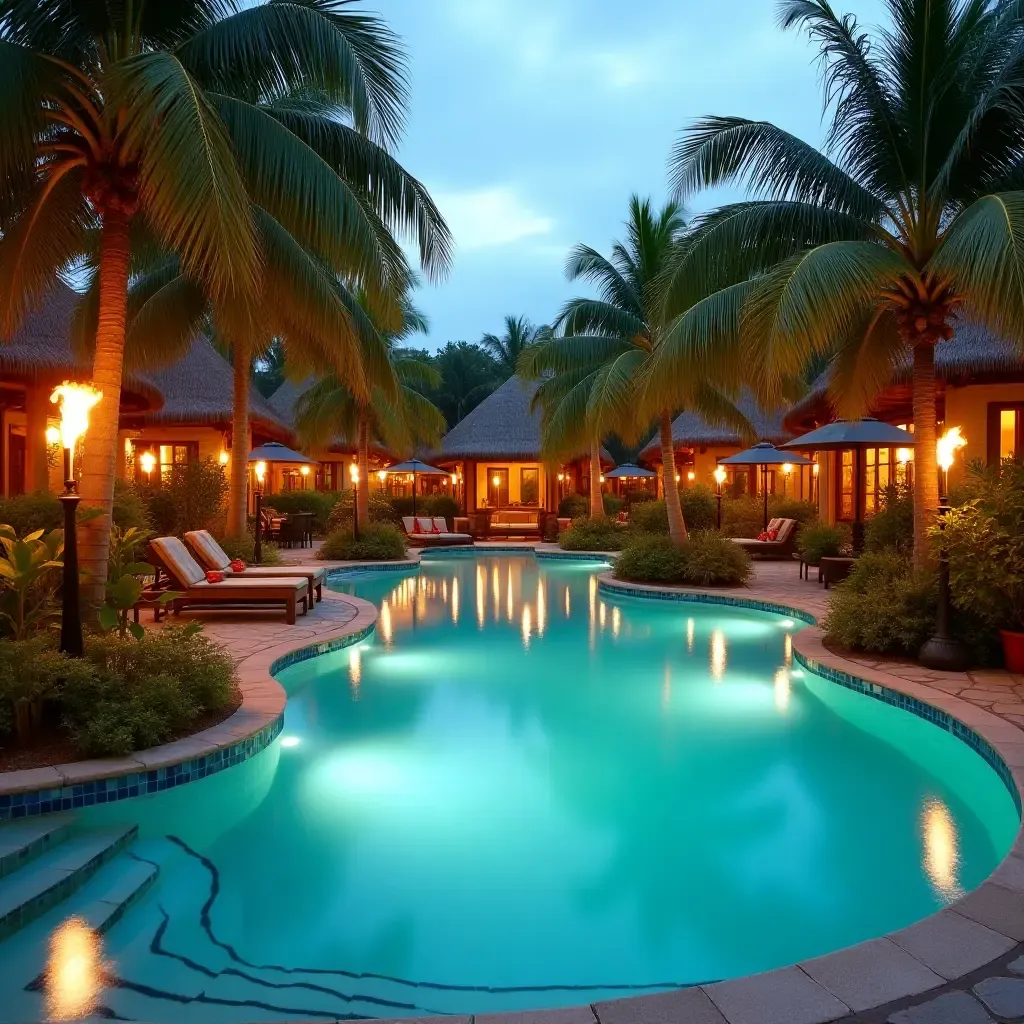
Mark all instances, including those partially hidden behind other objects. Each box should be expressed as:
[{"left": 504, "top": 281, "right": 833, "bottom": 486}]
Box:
[{"left": 1, "top": 554, "right": 1019, "bottom": 1022}]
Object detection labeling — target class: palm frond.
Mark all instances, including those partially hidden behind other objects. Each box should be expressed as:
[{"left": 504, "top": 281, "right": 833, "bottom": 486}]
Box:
[
  {"left": 555, "top": 298, "right": 646, "bottom": 341},
  {"left": 563, "top": 244, "right": 643, "bottom": 319},
  {"left": 827, "top": 307, "right": 905, "bottom": 417},
  {"left": 121, "top": 264, "right": 209, "bottom": 370}
]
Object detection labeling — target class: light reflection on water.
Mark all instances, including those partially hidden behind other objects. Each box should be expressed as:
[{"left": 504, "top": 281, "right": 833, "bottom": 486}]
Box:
[{"left": 45, "top": 917, "right": 103, "bottom": 1021}]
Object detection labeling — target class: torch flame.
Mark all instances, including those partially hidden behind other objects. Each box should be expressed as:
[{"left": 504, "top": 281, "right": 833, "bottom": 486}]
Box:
[
  {"left": 937, "top": 427, "right": 966, "bottom": 473},
  {"left": 49, "top": 383, "right": 102, "bottom": 478}
]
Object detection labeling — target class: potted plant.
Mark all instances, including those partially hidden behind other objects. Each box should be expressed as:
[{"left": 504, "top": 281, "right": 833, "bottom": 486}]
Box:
[{"left": 942, "top": 461, "right": 1024, "bottom": 671}]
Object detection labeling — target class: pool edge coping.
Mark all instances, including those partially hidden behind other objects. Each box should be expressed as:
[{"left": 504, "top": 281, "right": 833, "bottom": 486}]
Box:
[
  {"left": 597, "top": 571, "right": 1024, "bottom": 1024},
  {"left": 0, "top": 590, "right": 380, "bottom": 815}
]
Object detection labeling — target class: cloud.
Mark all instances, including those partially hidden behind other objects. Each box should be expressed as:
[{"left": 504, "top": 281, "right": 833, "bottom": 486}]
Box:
[{"left": 434, "top": 186, "right": 554, "bottom": 250}]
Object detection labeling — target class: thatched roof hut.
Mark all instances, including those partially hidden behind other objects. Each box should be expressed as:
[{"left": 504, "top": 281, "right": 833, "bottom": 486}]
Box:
[
  {"left": 783, "top": 321, "right": 1024, "bottom": 432},
  {"left": 434, "top": 375, "right": 612, "bottom": 464},
  {"left": 638, "top": 390, "right": 789, "bottom": 462},
  {"left": 0, "top": 281, "right": 161, "bottom": 412},
  {"left": 125, "top": 338, "right": 290, "bottom": 438}
]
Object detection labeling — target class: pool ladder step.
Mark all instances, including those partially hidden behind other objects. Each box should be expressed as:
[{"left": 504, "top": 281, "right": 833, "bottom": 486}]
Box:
[{"left": 0, "top": 822, "right": 141, "bottom": 941}]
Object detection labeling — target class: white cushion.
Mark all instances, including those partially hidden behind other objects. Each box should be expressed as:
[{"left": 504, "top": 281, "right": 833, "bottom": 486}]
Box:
[{"left": 432, "top": 517, "right": 448, "bottom": 532}]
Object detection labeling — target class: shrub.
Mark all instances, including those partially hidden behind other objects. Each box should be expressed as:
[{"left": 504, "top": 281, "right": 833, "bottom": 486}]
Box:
[
  {"left": 558, "top": 493, "right": 589, "bottom": 519},
  {"left": 629, "top": 499, "right": 671, "bottom": 534},
  {"left": 615, "top": 532, "right": 751, "bottom": 586},
  {"left": 944, "top": 459, "right": 1024, "bottom": 633},
  {"left": 798, "top": 523, "right": 845, "bottom": 564},
  {"left": 629, "top": 493, "right": 718, "bottom": 534},
  {"left": 215, "top": 532, "right": 283, "bottom": 566},
  {"left": 625, "top": 488, "right": 656, "bottom": 507},
  {"left": 388, "top": 494, "right": 462, "bottom": 521},
  {"left": 319, "top": 523, "right": 408, "bottom": 561},
  {"left": 822, "top": 553, "right": 937, "bottom": 655},
  {"left": 112, "top": 481, "right": 152, "bottom": 533},
  {"left": 865, "top": 483, "right": 914, "bottom": 553},
  {"left": 326, "top": 491, "right": 402, "bottom": 532},
  {"left": 770, "top": 497, "right": 818, "bottom": 525},
  {"left": 720, "top": 495, "right": 816, "bottom": 538},
  {"left": 560, "top": 516, "right": 624, "bottom": 552},
  {"left": 603, "top": 493, "right": 625, "bottom": 516},
  {"left": 139, "top": 459, "right": 227, "bottom": 536},
  {"left": 0, "top": 525, "right": 63, "bottom": 640},
  {"left": 0, "top": 493, "right": 63, "bottom": 535},
  {"left": 261, "top": 491, "right": 338, "bottom": 535}
]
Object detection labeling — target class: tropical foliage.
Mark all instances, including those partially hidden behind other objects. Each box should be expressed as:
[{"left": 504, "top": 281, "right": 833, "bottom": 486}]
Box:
[
  {"left": 614, "top": 532, "right": 752, "bottom": 587},
  {"left": 663, "top": 0, "right": 1024, "bottom": 564},
  {"left": 0, "top": 0, "right": 451, "bottom": 596},
  {"left": 522, "top": 196, "right": 751, "bottom": 535},
  {"left": 0, "top": 525, "right": 63, "bottom": 641},
  {"left": 480, "top": 315, "right": 549, "bottom": 378}
]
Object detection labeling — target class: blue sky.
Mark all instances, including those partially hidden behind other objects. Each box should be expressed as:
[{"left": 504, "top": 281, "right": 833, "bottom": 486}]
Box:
[{"left": 380, "top": 0, "right": 885, "bottom": 348}]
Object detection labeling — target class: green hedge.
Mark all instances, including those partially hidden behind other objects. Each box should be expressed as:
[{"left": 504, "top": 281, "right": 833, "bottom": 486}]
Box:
[
  {"left": 560, "top": 516, "right": 624, "bottom": 552},
  {"left": 319, "top": 523, "right": 408, "bottom": 561},
  {"left": 215, "top": 532, "right": 283, "bottom": 566},
  {"left": 629, "top": 488, "right": 717, "bottom": 533},
  {"left": 388, "top": 494, "right": 461, "bottom": 522},
  {"left": 0, "top": 481, "right": 151, "bottom": 536},
  {"left": 797, "top": 523, "right": 845, "bottom": 564},
  {"left": 614, "top": 532, "right": 752, "bottom": 586},
  {"left": 262, "top": 491, "right": 339, "bottom": 535},
  {"left": 326, "top": 491, "right": 402, "bottom": 532}
]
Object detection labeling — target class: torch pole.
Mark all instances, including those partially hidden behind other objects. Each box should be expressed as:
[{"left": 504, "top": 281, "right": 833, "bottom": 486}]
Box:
[{"left": 58, "top": 447, "right": 83, "bottom": 657}]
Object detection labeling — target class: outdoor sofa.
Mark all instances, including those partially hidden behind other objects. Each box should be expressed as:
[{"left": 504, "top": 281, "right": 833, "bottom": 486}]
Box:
[
  {"left": 148, "top": 536, "right": 310, "bottom": 624},
  {"left": 184, "top": 529, "right": 325, "bottom": 606},
  {"left": 401, "top": 517, "right": 474, "bottom": 547},
  {"left": 729, "top": 518, "right": 799, "bottom": 559},
  {"left": 487, "top": 509, "right": 542, "bottom": 537}
]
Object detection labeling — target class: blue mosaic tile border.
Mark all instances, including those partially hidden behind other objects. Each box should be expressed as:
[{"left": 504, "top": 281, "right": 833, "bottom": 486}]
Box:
[
  {"left": 535, "top": 550, "right": 615, "bottom": 562},
  {"left": 269, "top": 620, "right": 377, "bottom": 674},
  {"left": 0, "top": 716, "right": 284, "bottom": 822},
  {"left": 793, "top": 649, "right": 1022, "bottom": 814},
  {"left": 597, "top": 578, "right": 818, "bottom": 625},
  {"left": 420, "top": 545, "right": 538, "bottom": 558},
  {"left": 325, "top": 562, "right": 417, "bottom": 579}
]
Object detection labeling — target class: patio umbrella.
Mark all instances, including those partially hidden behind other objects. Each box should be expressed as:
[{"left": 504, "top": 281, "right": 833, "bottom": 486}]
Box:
[
  {"left": 780, "top": 419, "right": 916, "bottom": 551},
  {"left": 247, "top": 441, "right": 317, "bottom": 465},
  {"left": 382, "top": 458, "right": 449, "bottom": 516},
  {"left": 718, "top": 443, "right": 813, "bottom": 530},
  {"left": 604, "top": 463, "right": 657, "bottom": 479}
]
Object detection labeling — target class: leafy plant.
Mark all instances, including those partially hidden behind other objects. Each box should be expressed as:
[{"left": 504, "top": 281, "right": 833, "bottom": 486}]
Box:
[
  {"left": 560, "top": 516, "right": 624, "bottom": 552},
  {"left": 943, "top": 460, "right": 1024, "bottom": 633},
  {"left": 388, "top": 494, "right": 461, "bottom": 522},
  {"left": 613, "top": 535, "right": 688, "bottom": 582},
  {"left": 261, "top": 492, "right": 339, "bottom": 535},
  {"left": 615, "top": 532, "right": 751, "bottom": 586},
  {"left": 327, "top": 491, "right": 402, "bottom": 532},
  {"left": 798, "top": 524, "right": 844, "bottom": 564},
  {"left": 558, "top": 494, "right": 589, "bottom": 519},
  {"left": 865, "top": 484, "right": 914, "bottom": 554},
  {"left": 319, "top": 524, "right": 408, "bottom": 561},
  {"left": 630, "top": 488, "right": 718, "bottom": 533},
  {"left": 97, "top": 526, "right": 173, "bottom": 640},
  {"left": 216, "top": 532, "right": 283, "bottom": 567},
  {"left": 0, "top": 526, "right": 64, "bottom": 641},
  {"left": 625, "top": 488, "right": 656, "bottom": 507}
]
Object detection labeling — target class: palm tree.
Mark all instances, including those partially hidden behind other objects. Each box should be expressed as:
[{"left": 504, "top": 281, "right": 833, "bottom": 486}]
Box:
[
  {"left": 0, "top": 0, "right": 450, "bottom": 598},
  {"left": 663, "top": 0, "right": 1024, "bottom": 564},
  {"left": 294, "top": 290, "right": 446, "bottom": 530},
  {"left": 480, "top": 316, "right": 549, "bottom": 380},
  {"left": 430, "top": 341, "right": 502, "bottom": 425},
  {"left": 522, "top": 197, "right": 750, "bottom": 540}
]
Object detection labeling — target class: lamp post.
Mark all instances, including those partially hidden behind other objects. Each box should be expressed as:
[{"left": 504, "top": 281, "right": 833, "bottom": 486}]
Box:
[
  {"left": 919, "top": 428, "right": 970, "bottom": 672},
  {"left": 49, "top": 382, "right": 102, "bottom": 657},
  {"left": 140, "top": 449, "right": 156, "bottom": 485},
  {"left": 253, "top": 460, "right": 266, "bottom": 564},
  {"left": 714, "top": 466, "right": 726, "bottom": 530},
  {"left": 350, "top": 462, "right": 361, "bottom": 540}
]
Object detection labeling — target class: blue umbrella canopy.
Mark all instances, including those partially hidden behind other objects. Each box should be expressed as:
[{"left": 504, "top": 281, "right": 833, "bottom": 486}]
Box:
[
  {"left": 718, "top": 442, "right": 813, "bottom": 466},
  {"left": 383, "top": 458, "right": 449, "bottom": 476},
  {"left": 604, "top": 463, "right": 657, "bottom": 479},
  {"left": 780, "top": 419, "right": 915, "bottom": 451},
  {"left": 247, "top": 441, "right": 317, "bottom": 465}
]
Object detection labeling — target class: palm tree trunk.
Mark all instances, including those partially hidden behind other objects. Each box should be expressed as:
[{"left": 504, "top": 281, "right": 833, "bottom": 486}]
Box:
[
  {"left": 227, "top": 344, "right": 251, "bottom": 540},
  {"left": 589, "top": 438, "right": 603, "bottom": 518},
  {"left": 78, "top": 209, "right": 132, "bottom": 608},
  {"left": 660, "top": 410, "right": 688, "bottom": 545},
  {"left": 357, "top": 416, "right": 370, "bottom": 529},
  {"left": 912, "top": 342, "right": 940, "bottom": 568}
]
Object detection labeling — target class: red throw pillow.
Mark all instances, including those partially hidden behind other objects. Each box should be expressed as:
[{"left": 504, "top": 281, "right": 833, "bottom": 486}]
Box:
[
  {"left": 757, "top": 531, "right": 769, "bottom": 541},
  {"left": 431, "top": 521, "right": 442, "bottom": 534},
  {"left": 767, "top": 530, "right": 779, "bottom": 541},
  {"left": 230, "top": 559, "right": 246, "bottom": 572},
  {"left": 206, "top": 570, "right": 225, "bottom": 583}
]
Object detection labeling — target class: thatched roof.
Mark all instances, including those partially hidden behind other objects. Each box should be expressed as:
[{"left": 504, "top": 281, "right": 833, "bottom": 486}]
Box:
[
  {"left": 0, "top": 281, "right": 162, "bottom": 412},
  {"left": 638, "top": 389, "right": 789, "bottom": 461},
  {"left": 435, "top": 374, "right": 612, "bottom": 463},
  {"left": 783, "top": 320, "right": 1024, "bottom": 431},
  {"left": 267, "top": 376, "right": 312, "bottom": 424},
  {"left": 131, "top": 338, "right": 290, "bottom": 437}
]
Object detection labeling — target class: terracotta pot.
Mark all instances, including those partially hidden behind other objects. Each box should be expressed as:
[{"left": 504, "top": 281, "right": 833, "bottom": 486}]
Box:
[{"left": 1001, "top": 629, "right": 1024, "bottom": 673}]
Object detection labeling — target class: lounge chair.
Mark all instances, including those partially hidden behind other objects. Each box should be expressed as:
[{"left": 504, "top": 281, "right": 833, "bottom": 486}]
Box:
[
  {"left": 729, "top": 518, "right": 799, "bottom": 559},
  {"left": 148, "top": 537, "right": 310, "bottom": 624},
  {"left": 401, "top": 517, "right": 473, "bottom": 547},
  {"left": 184, "top": 529, "right": 325, "bottom": 605}
]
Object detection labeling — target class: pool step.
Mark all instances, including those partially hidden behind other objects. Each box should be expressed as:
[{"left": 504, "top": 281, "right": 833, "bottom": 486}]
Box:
[
  {"left": 0, "top": 824, "right": 138, "bottom": 942},
  {"left": 0, "top": 814, "right": 74, "bottom": 878}
]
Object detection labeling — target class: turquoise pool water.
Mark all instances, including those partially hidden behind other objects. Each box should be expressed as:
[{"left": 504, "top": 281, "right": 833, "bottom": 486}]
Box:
[{"left": 3, "top": 554, "right": 1019, "bottom": 1022}]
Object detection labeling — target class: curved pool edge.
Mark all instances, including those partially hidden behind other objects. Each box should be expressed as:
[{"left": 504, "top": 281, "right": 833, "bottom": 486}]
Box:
[
  {"left": 595, "top": 571, "right": 1024, "bottom": 1024},
  {"left": 0, "top": 589, "right": 380, "bottom": 819}
]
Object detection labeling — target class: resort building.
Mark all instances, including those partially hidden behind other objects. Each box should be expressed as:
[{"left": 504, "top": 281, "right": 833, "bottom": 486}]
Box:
[
  {"left": 637, "top": 391, "right": 816, "bottom": 501},
  {"left": 784, "top": 323, "right": 1024, "bottom": 525},
  {"left": 433, "top": 375, "right": 612, "bottom": 514}
]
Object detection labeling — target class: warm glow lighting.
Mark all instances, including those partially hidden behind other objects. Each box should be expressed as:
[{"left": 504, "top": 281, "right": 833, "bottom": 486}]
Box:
[
  {"left": 611, "top": 606, "right": 621, "bottom": 639},
  {"left": 921, "top": 797, "right": 962, "bottom": 900},
  {"left": 564, "top": 586, "right": 571, "bottom": 617},
  {"left": 300, "top": 465, "right": 310, "bottom": 477},
  {"left": 254, "top": 460, "right": 267, "bottom": 483},
  {"left": 782, "top": 463, "right": 793, "bottom": 476},
  {"left": 599, "top": 474, "right": 605, "bottom": 483},
  {"left": 937, "top": 427, "right": 966, "bottom": 472},
  {"left": 50, "top": 382, "right": 102, "bottom": 478},
  {"left": 493, "top": 474, "right": 500, "bottom": 487},
  {"left": 521, "top": 604, "right": 532, "bottom": 649},
  {"left": 379, "top": 599, "right": 393, "bottom": 644},
  {"left": 476, "top": 565, "right": 485, "bottom": 628},
  {"left": 45, "top": 426, "right": 61, "bottom": 445},
  {"left": 280, "top": 735, "right": 301, "bottom": 749},
  {"left": 557, "top": 472, "right": 565, "bottom": 482},
  {"left": 140, "top": 451, "right": 156, "bottom": 477},
  {"left": 813, "top": 463, "right": 820, "bottom": 476},
  {"left": 687, "top": 471, "right": 696, "bottom": 481},
  {"left": 675, "top": 474, "right": 681, "bottom": 483},
  {"left": 451, "top": 474, "right": 458, "bottom": 485},
  {"left": 451, "top": 577, "right": 460, "bottom": 625},
  {"left": 774, "top": 668, "right": 791, "bottom": 713},
  {"left": 506, "top": 567, "right": 514, "bottom": 622},
  {"left": 350, "top": 463, "right": 360, "bottom": 485},
  {"left": 896, "top": 447, "right": 913, "bottom": 465},
  {"left": 686, "top": 617, "right": 695, "bottom": 654},
  {"left": 713, "top": 467, "right": 727, "bottom": 486},
  {"left": 378, "top": 469, "right": 387, "bottom": 483},
  {"left": 537, "top": 579, "right": 546, "bottom": 636},
  {"left": 710, "top": 629, "right": 727, "bottom": 680},
  {"left": 349, "top": 646, "right": 362, "bottom": 691},
  {"left": 45, "top": 917, "right": 102, "bottom": 1021},
  {"left": 219, "top": 450, "right": 229, "bottom": 465}
]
